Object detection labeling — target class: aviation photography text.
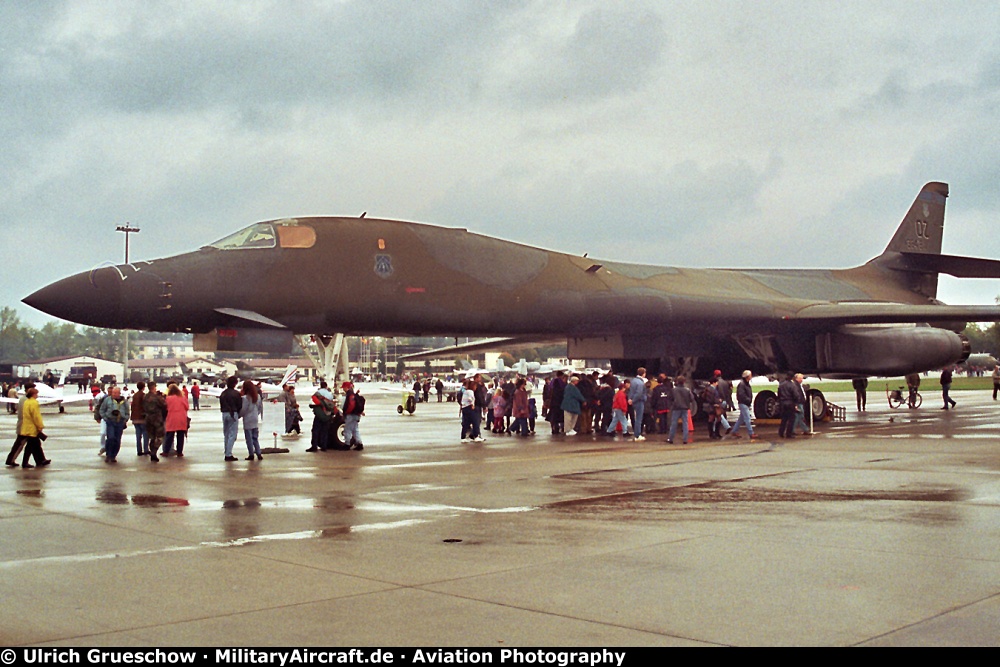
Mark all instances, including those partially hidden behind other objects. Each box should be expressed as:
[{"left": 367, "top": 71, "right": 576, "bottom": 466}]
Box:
[{"left": 8, "top": 649, "right": 629, "bottom": 667}]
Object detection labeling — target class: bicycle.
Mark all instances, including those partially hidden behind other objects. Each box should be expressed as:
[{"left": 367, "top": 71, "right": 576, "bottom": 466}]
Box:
[{"left": 887, "top": 384, "right": 922, "bottom": 409}]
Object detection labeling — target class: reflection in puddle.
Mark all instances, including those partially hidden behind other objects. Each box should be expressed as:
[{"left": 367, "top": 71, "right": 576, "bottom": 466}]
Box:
[
  {"left": 0, "top": 519, "right": 432, "bottom": 570},
  {"left": 96, "top": 485, "right": 189, "bottom": 507}
]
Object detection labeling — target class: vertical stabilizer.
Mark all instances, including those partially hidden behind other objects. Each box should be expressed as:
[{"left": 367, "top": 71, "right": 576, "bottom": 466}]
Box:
[
  {"left": 884, "top": 182, "right": 948, "bottom": 255},
  {"left": 877, "top": 182, "right": 949, "bottom": 300}
]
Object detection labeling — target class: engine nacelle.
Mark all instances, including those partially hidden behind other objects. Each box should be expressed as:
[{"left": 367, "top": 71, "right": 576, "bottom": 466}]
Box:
[{"left": 816, "top": 326, "right": 969, "bottom": 376}]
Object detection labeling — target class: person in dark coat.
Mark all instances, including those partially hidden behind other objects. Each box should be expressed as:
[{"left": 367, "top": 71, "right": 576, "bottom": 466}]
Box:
[
  {"left": 852, "top": 377, "right": 868, "bottom": 411},
  {"left": 548, "top": 371, "right": 566, "bottom": 434},
  {"left": 219, "top": 376, "right": 243, "bottom": 461},
  {"left": 596, "top": 377, "right": 615, "bottom": 435},
  {"left": 777, "top": 374, "right": 805, "bottom": 438},
  {"left": 144, "top": 381, "right": 167, "bottom": 462},
  {"left": 940, "top": 367, "right": 957, "bottom": 409},
  {"left": 651, "top": 375, "right": 673, "bottom": 434}
]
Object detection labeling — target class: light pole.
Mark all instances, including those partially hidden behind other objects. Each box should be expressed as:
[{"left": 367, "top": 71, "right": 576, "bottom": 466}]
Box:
[{"left": 116, "top": 223, "right": 140, "bottom": 382}]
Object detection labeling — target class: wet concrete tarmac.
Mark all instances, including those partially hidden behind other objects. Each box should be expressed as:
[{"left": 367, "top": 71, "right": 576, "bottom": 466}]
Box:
[{"left": 2, "top": 387, "right": 999, "bottom": 646}]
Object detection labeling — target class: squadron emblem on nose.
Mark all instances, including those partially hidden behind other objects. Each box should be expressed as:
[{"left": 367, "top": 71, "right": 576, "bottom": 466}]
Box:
[{"left": 374, "top": 254, "right": 394, "bottom": 278}]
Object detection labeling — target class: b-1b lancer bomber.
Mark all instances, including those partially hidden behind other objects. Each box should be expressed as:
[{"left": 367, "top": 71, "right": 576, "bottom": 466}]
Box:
[{"left": 23, "top": 182, "right": 1000, "bottom": 419}]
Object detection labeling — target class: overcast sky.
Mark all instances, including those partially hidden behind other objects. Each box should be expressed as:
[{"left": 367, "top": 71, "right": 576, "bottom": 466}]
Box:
[{"left": 3, "top": 0, "right": 1000, "bottom": 328}]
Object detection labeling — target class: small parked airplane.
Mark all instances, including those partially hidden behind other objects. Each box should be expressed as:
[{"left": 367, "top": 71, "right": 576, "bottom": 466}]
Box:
[
  {"left": 201, "top": 365, "right": 298, "bottom": 399},
  {"left": 0, "top": 375, "right": 94, "bottom": 412}
]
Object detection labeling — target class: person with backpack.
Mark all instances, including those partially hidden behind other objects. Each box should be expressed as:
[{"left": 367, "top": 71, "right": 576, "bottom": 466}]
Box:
[
  {"left": 307, "top": 381, "right": 338, "bottom": 452},
  {"left": 702, "top": 377, "right": 724, "bottom": 440},
  {"left": 276, "top": 384, "right": 301, "bottom": 436},
  {"left": 144, "top": 381, "right": 167, "bottom": 462},
  {"left": 341, "top": 381, "right": 365, "bottom": 451},
  {"left": 100, "top": 385, "right": 130, "bottom": 464}
]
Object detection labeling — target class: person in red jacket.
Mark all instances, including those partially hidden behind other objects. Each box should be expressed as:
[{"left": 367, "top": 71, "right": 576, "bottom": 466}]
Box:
[{"left": 605, "top": 379, "right": 632, "bottom": 439}]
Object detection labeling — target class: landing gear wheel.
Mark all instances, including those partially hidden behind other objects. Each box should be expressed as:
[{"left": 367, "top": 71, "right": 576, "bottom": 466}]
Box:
[
  {"left": 330, "top": 414, "right": 346, "bottom": 449},
  {"left": 807, "top": 389, "right": 826, "bottom": 420},
  {"left": 397, "top": 405, "right": 404, "bottom": 414},
  {"left": 404, "top": 395, "right": 416, "bottom": 414},
  {"left": 754, "top": 390, "right": 779, "bottom": 419}
]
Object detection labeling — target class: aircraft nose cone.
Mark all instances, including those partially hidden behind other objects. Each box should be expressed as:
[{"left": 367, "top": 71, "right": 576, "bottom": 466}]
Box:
[{"left": 23, "top": 268, "right": 123, "bottom": 328}]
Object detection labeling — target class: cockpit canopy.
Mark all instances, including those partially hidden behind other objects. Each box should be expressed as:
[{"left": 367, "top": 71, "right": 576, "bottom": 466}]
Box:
[{"left": 207, "top": 219, "right": 316, "bottom": 250}]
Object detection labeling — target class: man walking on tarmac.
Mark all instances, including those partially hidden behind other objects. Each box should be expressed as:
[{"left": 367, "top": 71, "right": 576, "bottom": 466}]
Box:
[
  {"left": 728, "top": 371, "right": 757, "bottom": 440},
  {"left": 628, "top": 368, "right": 648, "bottom": 441},
  {"left": 342, "top": 381, "right": 366, "bottom": 451}
]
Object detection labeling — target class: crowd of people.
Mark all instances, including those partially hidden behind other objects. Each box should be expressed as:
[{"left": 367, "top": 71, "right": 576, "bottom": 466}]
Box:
[
  {"left": 8, "top": 362, "right": 1000, "bottom": 469},
  {"left": 451, "top": 367, "right": 770, "bottom": 445},
  {"left": 3, "top": 376, "right": 342, "bottom": 468}
]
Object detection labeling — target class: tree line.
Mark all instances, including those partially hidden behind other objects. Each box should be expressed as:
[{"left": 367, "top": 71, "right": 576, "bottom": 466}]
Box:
[{"left": 0, "top": 306, "right": 128, "bottom": 363}]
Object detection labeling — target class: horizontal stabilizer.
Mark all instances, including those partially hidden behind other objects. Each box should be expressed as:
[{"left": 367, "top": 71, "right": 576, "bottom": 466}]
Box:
[{"left": 891, "top": 253, "right": 1000, "bottom": 279}]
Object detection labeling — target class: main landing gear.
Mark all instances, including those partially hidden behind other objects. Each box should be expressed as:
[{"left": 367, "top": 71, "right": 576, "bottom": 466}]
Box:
[{"left": 753, "top": 388, "right": 827, "bottom": 421}]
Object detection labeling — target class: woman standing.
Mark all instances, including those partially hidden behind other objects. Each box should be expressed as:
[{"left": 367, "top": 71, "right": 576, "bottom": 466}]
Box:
[
  {"left": 241, "top": 380, "right": 264, "bottom": 461},
  {"left": 163, "top": 384, "right": 190, "bottom": 457}
]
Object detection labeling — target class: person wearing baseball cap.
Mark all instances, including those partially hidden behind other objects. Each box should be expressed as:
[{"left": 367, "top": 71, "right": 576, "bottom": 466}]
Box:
[{"left": 342, "top": 381, "right": 365, "bottom": 450}]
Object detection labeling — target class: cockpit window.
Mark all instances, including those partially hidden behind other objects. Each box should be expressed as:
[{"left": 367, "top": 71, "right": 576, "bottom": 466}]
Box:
[
  {"left": 276, "top": 224, "right": 316, "bottom": 248},
  {"left": 208, "top": 223, "right": 276, "bottom": 250}
]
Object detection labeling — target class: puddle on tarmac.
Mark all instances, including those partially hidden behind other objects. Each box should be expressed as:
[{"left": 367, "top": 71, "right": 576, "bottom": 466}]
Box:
[{"left": 548, "top": 482, "right": 968, "bottom": 524}]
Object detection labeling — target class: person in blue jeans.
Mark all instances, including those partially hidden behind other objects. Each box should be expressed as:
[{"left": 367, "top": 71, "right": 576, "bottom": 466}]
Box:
[
  {"left": 667, "top": 377, "right": 694, "bottom": 444},
  {"left": 241, "top": 380, "right": 264, "bottom": 460},
  {"left": 101, "top": 385, "right": 130, "bottom": 464},
  {"left": 728, "top": 371, "right": 757, "bottom": 440},
  {"left": 131, "top": 381, "right": 149, "bottom": 455},
  {"left": 628, "top": 368, "right": 648, "bottom": 441}
]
